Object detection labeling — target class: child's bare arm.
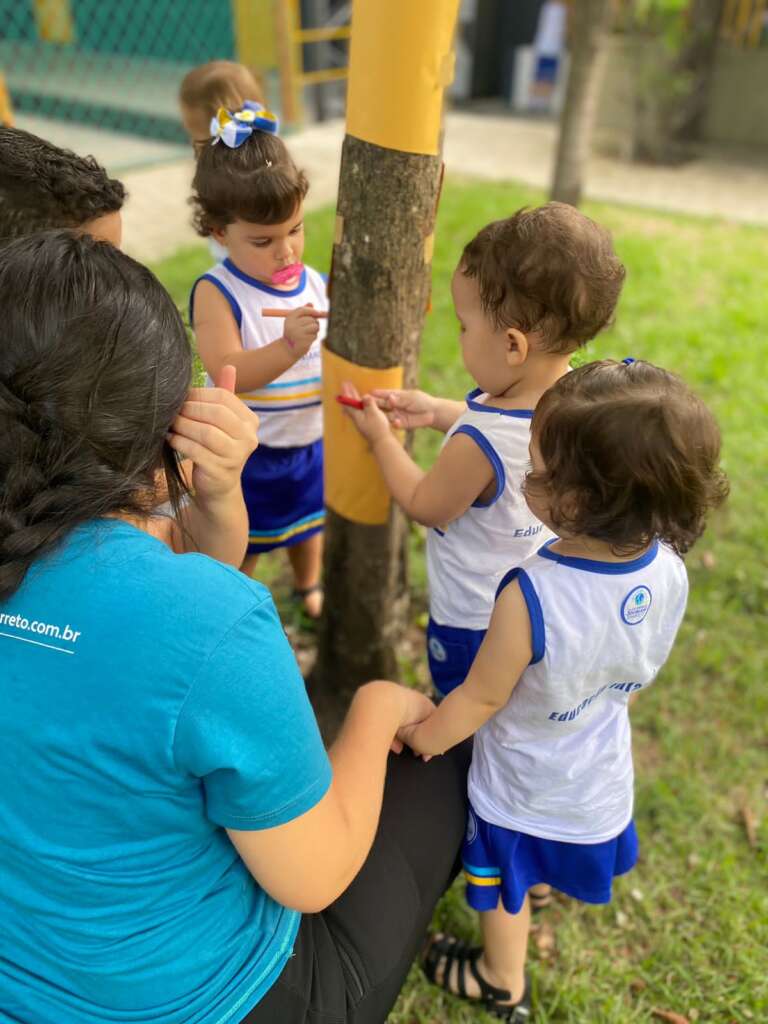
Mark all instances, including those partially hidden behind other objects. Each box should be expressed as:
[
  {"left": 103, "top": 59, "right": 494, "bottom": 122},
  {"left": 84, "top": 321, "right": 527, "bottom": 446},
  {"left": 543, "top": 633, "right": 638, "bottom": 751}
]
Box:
[
  {"left": 193, "top": 281, "right": 322, "bottom": 392},
  {"left": 371, "top": 388, "right": 465, "bottom": 433},
  {"left": 400, "top": 582, "right": 533, "bottom": 756},
  {"left": 341, "top": 386, "right": 494, "bottom": 527}
]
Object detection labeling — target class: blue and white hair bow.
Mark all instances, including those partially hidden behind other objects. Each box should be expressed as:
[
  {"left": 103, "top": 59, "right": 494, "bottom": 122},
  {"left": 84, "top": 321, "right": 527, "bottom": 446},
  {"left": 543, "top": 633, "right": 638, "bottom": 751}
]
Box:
[{"left": 210, "top": 102, "right": 280, "bottom": 148}]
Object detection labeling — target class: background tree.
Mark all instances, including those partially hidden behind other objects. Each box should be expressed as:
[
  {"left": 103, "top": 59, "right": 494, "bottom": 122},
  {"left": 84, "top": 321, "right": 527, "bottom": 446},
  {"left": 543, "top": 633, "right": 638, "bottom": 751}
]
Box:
[{"left": 551, "top": 0, "right": 614, "bottom": 206}]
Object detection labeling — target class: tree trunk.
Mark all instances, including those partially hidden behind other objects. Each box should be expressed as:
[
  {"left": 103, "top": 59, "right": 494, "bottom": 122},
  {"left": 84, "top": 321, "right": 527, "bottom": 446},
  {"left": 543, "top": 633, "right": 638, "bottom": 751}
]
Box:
[
  {"left": 313, "top": 137, "right": 442, "bottom": 705},
  {"left": 550, "top": 0, "right": 613, "bottom": 207},
  {"left": 673, "top": 0, "right": 726, "bottom": 144}
]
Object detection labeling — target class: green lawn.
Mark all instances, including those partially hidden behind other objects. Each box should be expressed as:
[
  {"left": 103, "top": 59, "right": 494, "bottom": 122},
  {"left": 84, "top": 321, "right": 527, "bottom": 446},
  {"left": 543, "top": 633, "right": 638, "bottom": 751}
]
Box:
[{"left": 152, "top": 180, "right": 768, "bottom": 1023}]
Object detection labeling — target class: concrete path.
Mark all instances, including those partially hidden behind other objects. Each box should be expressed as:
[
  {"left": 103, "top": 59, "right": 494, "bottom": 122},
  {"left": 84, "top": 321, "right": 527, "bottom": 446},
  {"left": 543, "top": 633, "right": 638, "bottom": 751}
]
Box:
[{"left": 19, "top": 111, "right": 765, "bottom": 264}]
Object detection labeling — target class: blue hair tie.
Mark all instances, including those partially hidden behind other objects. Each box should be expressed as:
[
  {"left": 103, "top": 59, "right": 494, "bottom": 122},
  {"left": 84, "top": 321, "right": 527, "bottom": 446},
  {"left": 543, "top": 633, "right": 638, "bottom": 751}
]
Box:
[
  {"left": 622, "top": 357, "right": 636, "bottom": 365},
  {"left": 210, "top": 103, "right": 280, "bottom": 148}
]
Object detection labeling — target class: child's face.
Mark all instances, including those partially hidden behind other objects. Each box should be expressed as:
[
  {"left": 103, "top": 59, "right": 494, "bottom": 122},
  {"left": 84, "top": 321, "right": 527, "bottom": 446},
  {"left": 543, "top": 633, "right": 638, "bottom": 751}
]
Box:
[
  {"left": 451, "top": 267, "right": 516, "bottom": 395},
  {"left": 214, "top": 204, "right": 305, "bottom": 288},
  {"left": 523, "top": 438, "right": 552, "bottom": 528}
]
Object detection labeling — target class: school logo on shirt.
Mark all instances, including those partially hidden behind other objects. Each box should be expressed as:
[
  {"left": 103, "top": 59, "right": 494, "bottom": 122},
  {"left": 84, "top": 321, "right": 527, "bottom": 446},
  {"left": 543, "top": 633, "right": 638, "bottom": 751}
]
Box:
[
  {"left": 621, "top": 585, "right": 652, "bottom": 625},
  {"left": 466, "top": 809, "right": 478, "bottom": 846},
  {"left": 428, "top": 636, "right": 448, "bottom": 663}
]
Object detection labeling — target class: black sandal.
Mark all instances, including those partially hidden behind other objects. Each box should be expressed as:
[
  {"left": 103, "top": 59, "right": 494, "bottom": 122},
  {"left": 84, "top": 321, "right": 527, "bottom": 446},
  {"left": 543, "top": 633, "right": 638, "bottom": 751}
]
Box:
[{"left": 422, "top": 935, "right": 532, "bottom": 1021}]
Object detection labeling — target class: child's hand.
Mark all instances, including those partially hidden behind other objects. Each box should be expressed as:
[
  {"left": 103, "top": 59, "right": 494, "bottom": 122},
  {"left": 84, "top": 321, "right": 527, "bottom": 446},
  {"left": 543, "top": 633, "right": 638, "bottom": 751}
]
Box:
[
  {"left": 168, "top": 365, "right": 259, "bottom": 503},
  {"left": 371, "top": 388, "right": 436, "bottom": 430},
  {"left": 395, "top": 719, "right": 435, "bottom": 760},
  {"left": 283, "top": 304, "right": 324, "bottom": 357},
  {"left": 340, "top": 382, "right": 393, "bottom": 445},
  {"left": 387, "top": 686, "right": 436, "bottom": 759}
]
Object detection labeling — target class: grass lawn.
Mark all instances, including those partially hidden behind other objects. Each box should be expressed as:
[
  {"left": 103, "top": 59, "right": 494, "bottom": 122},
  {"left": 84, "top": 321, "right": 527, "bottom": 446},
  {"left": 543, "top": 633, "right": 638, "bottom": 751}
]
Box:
[{"left": 152, "top": 180, "right": 767, "bottom": 1023}]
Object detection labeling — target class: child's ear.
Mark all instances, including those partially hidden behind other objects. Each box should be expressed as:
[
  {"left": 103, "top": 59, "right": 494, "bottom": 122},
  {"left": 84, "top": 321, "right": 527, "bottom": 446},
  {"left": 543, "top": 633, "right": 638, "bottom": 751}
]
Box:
[
  {"left": 505, "top": 327, "right": 529, "bottom": 367},
  {"left": 211, "top": 225, "right": 228, "bottom": 245}
]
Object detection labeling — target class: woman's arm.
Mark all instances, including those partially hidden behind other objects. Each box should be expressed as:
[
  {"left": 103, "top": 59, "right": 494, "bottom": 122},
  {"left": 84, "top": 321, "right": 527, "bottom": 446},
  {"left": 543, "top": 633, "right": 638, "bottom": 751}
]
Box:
[
  {"left": 227, "top": 682, "right": 434, "bottom": 913},
  {"left": 193, "top": 281, "right": 322, "bottom": 393},
  {"left": 400, "top": 581, "right": 533, "bottom": 756}
]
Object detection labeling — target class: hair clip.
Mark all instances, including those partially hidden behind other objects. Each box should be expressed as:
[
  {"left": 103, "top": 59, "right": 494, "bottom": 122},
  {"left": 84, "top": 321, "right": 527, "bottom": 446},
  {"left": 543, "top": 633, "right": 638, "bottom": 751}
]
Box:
[
  {"left": 622, "top": 357, "right": 636, "bottom": 365},
  {"left": 210, "top": 103, "right": 279, "bottom": 148}
]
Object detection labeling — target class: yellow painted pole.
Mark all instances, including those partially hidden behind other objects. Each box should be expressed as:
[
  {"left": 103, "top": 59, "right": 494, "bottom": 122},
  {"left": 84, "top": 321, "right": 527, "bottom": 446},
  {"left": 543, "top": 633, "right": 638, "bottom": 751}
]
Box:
[
  {"left": 345, "top": 0, "right": 460, "bottom": 155},
  {"left": 274, "top": 0, "right": 302, "bottom": 125},
  {"left": 0, "top": 72, "right": 14, "bottom": 126},
  {"left": 747, "top": 0, "right": 766, "bottom": 46},
  {"left": 231, "top": 0, "right": 277, "bottom": 71},
  {"left": 32, "top": 0, "right": 76, "bottom": 44}
]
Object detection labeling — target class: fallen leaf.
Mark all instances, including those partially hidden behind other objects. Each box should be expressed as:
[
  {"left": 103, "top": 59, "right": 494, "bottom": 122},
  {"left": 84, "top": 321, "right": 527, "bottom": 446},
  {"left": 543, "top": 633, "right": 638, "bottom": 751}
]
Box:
[
  {"left": 700, "top": 551, "right": 716, "bottom": 570},
  {"left": 651, "top": 1010, "right": 690, "bottom": 1024},
  {"left": 533, "top": 921, "right": 556, "bottom": 959},
  {"left": 629, "top": 978, "right": 647, "bottom": 994},
  {"left": 615, "top": 910, "right": 628, "bottom": 928},
  {"left": 739, "top": 800, "right": 759, "bottom": 848},
  {"left": 630, "top": 887, "right": 644, "bottom": 902},
  {"left": 688, "top": 1011, "right": 700, "bottom": 1022}
]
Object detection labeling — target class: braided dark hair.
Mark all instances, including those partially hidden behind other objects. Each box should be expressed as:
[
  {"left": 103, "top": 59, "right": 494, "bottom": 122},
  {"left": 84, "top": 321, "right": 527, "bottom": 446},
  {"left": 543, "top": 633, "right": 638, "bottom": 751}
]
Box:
[
  {"left": 0, "top": 127, "right": 125, "bottom": 244},
  {"left": 0, "top": 231, "right": 192, "bottom": 601}
]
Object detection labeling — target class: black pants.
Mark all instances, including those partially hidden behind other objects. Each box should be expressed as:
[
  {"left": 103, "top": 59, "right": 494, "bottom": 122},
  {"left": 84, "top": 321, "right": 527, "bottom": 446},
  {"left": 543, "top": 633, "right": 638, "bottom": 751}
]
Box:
[{"left": 241, "top": 741, "right": 471, "bottom": 1024}]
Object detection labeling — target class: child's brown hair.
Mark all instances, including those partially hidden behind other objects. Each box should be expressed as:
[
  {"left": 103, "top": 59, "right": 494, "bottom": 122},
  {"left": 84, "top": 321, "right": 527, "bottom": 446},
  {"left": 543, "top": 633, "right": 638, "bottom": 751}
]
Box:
[
  {"left": 525, "top": 359, "right": 729, "bottom": 556},
  {"left": 190, "top": 128, "right": 308, "bottom": 235},
  {"left": 461, "top": 202, "right": 626, "bottom": 353},
  {"left": 179, "top": 61, "right": 264, "bottom": 144}
]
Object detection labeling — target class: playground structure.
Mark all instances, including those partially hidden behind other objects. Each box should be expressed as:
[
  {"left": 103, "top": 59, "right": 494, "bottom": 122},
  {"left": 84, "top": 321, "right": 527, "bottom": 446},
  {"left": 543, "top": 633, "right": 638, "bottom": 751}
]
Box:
[{"left": 0, "top": 0, "right": 350, "bottom": 143}]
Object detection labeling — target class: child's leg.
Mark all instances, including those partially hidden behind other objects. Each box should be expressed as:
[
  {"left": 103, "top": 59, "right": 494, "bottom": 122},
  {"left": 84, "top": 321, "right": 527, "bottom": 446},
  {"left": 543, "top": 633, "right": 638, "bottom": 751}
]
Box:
[
  {"left": 241, "top": 552, "right": 259, "bottom": 577},
  {"left": 478, "top": 898, "right": 530, "bottom": 1005},
  {"left": 529, "top": 882, "right": 553, "bottom": 911},
  {"left": 428, "top": 899, "right": 530, "bottom": 1009},
  {"left": 287, "top": 532, "right": 323, "bottom": 617}
]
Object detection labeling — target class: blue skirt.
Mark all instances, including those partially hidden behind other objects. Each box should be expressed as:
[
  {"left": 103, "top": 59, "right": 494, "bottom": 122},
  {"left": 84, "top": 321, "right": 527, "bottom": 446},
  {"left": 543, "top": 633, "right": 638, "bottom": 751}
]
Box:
[
  {"left": 242, "top": 440, "right": 324, "bottom": 554},
  {"left": 426, "top": 618, "right": 487, "bottom": 697},
  {"left": 462, "top": 804, "right": 638, "bottom": 915}
]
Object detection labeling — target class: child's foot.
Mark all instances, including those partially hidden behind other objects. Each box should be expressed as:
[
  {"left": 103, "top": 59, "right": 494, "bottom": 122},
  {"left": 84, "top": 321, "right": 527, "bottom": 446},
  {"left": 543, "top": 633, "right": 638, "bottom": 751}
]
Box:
[
  {"left": 422, "top": 934, "right": 531, "bottom": 1020},
  {"left": 292, "top": 584, "right": 323, "bottom": 622}
]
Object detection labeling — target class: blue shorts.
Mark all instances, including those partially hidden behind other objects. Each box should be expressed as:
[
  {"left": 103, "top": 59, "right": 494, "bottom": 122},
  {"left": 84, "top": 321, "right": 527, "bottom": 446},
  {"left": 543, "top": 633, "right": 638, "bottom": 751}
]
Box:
[
  {"left": 426, "top": 618, "right": 486, "bottom": 697},
  {"left": 462, "top": 804, "right": 639, "bottom": 915},
  {"left": 242, "top": 440, "right": 324, "bottom": 554}
]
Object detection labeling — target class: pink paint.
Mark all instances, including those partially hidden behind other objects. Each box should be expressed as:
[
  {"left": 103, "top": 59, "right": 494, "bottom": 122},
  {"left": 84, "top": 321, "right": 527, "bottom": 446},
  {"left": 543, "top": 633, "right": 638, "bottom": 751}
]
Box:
[{"left": 271, "top": 263, "right": 304, "bottom": 285}]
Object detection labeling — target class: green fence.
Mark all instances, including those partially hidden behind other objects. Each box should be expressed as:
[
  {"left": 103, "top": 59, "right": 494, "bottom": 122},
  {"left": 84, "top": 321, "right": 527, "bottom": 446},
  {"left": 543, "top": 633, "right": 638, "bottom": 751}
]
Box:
[{"left": 1, "top": 0, "right": 240, "bottom": 143}]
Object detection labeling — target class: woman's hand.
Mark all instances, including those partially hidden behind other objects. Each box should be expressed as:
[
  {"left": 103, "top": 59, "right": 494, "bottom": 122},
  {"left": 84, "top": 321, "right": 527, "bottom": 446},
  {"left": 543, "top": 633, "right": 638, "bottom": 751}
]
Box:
[
  {"left": 167, "top": 365, "right": 259, "bottom": 504},
  {"left": 340, "top": 382, "right": 394, "bottom": 445},
  {"left": 371, "top": 388, "right": 437, "bottom": 430}
]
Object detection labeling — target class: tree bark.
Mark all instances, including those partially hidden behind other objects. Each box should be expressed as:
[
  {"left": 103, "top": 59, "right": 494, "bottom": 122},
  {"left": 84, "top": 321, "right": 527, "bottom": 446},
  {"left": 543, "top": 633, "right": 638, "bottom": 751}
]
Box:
[
  {"left": 313, "top": 136, "right": 442, "bottom": 703},
  {"left": 550, "top": 0, "right": 613, "bottom": 207}
]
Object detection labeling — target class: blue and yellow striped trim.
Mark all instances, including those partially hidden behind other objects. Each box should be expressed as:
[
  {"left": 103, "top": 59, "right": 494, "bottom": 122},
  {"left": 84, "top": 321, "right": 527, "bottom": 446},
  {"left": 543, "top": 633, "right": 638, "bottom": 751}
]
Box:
[
  {"left": 249, "top": 511, "right": 325, "bottom": 546},
  {"left": 463, "top": 862, "right": 502, "bottom": 887}
]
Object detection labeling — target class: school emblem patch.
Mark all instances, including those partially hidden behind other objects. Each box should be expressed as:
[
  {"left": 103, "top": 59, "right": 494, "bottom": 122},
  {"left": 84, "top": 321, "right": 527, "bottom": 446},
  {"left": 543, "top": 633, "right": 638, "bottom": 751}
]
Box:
[{"left": 621, "top": 585, "right": 652, "bottom": 625}]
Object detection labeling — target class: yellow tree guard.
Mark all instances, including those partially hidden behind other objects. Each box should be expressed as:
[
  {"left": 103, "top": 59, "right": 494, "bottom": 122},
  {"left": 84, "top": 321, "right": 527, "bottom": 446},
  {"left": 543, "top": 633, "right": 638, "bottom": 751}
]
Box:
[
  {"left": 322, "top": 345, "right": 404, "bottom": 525},
  {"left": 345, "top": 0, "right": 459, "bottom": 156}
]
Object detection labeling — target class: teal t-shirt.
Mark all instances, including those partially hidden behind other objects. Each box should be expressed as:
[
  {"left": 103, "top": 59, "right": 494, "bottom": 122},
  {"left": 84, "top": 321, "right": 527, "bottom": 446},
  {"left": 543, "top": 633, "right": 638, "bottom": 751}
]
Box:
[{"left": 0, "top": 521, "right": 332, "bottom": 1024}]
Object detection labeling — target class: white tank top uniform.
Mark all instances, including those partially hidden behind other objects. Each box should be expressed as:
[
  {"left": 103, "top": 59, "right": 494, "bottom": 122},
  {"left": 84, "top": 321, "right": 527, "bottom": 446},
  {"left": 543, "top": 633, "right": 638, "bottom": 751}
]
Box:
[
  {"left": 462, "top": 539, "right": 689, "bottom": 915},
  {"left": 425, "top": 388, "right": 553, "bottom": 695},
  {"left": 190, "top": 260, "right": 328, "bottom": 554}
]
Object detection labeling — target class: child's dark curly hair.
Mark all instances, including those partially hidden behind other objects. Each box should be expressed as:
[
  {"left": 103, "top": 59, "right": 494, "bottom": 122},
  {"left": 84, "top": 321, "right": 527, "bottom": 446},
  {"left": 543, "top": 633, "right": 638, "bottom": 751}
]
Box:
[
  {"left": 526, "top": 360, "right": 729, "bottom": 556},
  {"left": 0, "top": 127, "right": 125, "bottom": 244},
  {"left": 191, "top": 129, "right": 308, "bottom": 235},
  {"left": 461, "top": 203, "right": 626, "bottom": 353}
]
